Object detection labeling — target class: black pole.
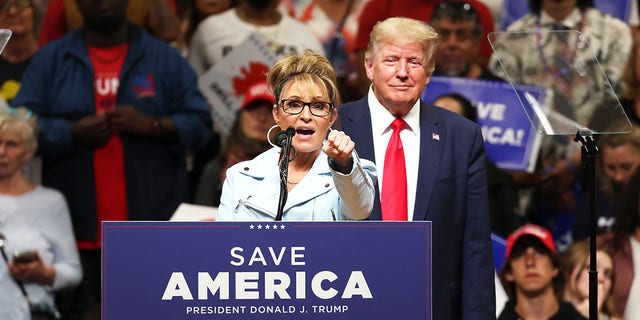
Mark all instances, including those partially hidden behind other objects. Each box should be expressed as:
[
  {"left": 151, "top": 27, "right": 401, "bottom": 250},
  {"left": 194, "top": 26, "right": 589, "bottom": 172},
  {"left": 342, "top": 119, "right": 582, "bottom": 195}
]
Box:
[
  {"left": 275, "top": 130, "right": 295, "bottom": 221},
  {"left": 574, "top": 129, "right": 598, "bottom": 320}
]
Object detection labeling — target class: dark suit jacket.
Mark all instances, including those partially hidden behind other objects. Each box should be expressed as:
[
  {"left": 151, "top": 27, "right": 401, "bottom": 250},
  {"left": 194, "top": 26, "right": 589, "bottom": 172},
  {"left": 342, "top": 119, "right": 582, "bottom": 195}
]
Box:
[{"left": 338, "top": 97, "right": 496, "bottom": 319}]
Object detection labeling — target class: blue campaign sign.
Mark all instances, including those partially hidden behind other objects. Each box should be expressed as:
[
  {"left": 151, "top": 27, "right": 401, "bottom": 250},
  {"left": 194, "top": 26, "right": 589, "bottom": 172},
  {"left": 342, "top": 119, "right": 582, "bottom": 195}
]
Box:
[
  {"left": 422, "top": 76, "right": 545, "bottom": 172},
  {"left": 102, "top": 221, "right": 432, "bottom": 320}
]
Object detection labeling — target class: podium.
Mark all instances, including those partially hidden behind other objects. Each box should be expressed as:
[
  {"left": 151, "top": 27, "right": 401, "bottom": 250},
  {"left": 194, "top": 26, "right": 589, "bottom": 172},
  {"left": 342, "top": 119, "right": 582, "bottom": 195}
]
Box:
[{"left": 102, "top": 221, "right": 432, "bottom": 319}]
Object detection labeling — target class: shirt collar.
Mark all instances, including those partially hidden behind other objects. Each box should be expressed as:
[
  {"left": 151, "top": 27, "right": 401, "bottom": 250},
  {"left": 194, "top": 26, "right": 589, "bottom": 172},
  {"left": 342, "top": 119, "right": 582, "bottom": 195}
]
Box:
[
  {"left": 367, "top": 86, "right": 420, "bottom": 137},
  {"left": 539, "top": 7, "right": 582, "bottom": 29}
]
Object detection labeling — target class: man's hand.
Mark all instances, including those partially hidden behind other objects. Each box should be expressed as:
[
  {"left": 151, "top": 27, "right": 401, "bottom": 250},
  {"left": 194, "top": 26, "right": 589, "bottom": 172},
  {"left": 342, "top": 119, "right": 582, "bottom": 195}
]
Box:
[
  {"left": 72, "top": 114, "right": 110, "bottom": 147},
  {"left": 106, "top": 106, "right": 150, "bottom": 136}
]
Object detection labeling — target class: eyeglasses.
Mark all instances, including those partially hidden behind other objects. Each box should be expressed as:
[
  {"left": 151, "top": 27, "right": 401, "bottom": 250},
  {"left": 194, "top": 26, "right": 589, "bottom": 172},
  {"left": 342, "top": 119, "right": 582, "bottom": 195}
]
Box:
[
  {"left": 1, "top": 0, "right": 31, "bottom": 12},
  {"left": 2, "top": 106, "right": 32, "bottom": 119},
  {"left": 280, "top": 99, "right": 333, "bottom": 117}
]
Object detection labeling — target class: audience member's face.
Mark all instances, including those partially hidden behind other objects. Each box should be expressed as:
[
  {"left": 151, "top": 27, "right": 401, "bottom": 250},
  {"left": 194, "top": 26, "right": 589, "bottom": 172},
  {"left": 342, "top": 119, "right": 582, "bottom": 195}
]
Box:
[
  {"left": 0, "top": 0, "right": 35, "bottom": 34},
  {"left": 433, "top": 97, "right": 464, "bottom": 115},
  {"left": 506, "top": 245, "right": 558, "bottom": 296},
  {"left": 601, "top": 143, "right": 640, "bottom": 187},
  {"left": 273, "top": 81, "right": 335, "bottom": 155},
  {"left": 0, "top": 125, "right": 31, "bottom": 179},
  {"left": 195, "top": 0, "right": 231, "bottom": 18},
  {"left": 433, "top": 18, "right": 479, "bottom": 76},
  {"left": 75, "top": 0, "right": 127, "bottom": 35},
  {"left": 573, "top": 250, "right": 613, "bottom": 310},
  {"left": 241, "top": 100, "right": 275, "bottom": 143},
  {"left": 542, "top": 0, "right": 578, "bottom": 13},
  {"left": 365, "top": 41, "right": 431, "bottom": 116}
]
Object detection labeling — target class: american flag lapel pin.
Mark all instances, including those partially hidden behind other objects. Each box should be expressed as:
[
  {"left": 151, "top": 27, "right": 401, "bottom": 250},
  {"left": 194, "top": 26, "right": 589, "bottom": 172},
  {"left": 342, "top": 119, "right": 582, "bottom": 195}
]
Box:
[{"left": 432, "top": 132, "right": 440, "bottom": 141}]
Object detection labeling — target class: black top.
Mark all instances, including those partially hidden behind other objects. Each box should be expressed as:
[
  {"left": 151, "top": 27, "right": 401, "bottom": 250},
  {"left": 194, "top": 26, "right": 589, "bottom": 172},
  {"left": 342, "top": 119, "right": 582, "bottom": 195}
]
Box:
[
  {"left": 0, "top": 56, "right": 32, "bottom": 103},
  {"left": 498, "top": 300, "right": 587, "bottom": 320}
]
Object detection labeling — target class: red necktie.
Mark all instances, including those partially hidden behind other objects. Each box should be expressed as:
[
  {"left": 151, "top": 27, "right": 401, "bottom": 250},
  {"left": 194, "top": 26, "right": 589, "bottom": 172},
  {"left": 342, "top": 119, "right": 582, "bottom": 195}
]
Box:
[{"left": 382, "top": 118, "right": 408, "bottom": 220}]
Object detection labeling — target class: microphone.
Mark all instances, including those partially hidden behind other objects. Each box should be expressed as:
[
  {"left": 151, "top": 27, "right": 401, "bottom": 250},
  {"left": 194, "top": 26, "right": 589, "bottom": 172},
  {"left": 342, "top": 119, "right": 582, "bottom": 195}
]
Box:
[
  {"left": 274, "top": 126, "right": 296, "bottom": 147},
  {"left": 275, "top": 126, "right": 296, "bottom": 221}
]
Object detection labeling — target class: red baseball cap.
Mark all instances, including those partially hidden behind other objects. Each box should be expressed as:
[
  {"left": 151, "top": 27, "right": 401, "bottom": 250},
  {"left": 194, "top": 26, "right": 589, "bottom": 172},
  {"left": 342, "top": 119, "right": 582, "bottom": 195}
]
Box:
[
  {"left": 241, "top": 82, "right": 275, "bottom": 109},
  {"left": 505, "top": 224, "right": 556, "bottom": 259}
]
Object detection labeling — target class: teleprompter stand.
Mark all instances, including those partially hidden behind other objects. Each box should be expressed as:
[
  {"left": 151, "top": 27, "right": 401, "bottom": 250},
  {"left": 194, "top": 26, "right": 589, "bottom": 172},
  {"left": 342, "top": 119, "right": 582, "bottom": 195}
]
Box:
[{"left": 574, "top": 129, "right": 598, "bottom": 320}]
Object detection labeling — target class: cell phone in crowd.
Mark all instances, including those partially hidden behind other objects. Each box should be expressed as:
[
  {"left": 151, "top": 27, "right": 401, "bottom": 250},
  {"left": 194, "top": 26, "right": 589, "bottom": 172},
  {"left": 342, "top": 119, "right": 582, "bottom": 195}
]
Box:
[{"left": 13, "top": 249, "right": 38, "bottom": 264}]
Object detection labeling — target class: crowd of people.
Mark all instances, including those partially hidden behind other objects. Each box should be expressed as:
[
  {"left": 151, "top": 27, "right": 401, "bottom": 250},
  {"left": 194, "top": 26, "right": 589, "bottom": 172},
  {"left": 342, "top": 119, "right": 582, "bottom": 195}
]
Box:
[{"left": 1, "top": 0, "right": 640, "bottom": 319}]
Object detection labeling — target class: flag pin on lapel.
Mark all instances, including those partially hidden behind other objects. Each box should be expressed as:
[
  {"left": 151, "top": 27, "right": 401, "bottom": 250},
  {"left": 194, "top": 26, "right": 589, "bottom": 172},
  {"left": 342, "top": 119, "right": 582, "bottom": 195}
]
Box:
[{"left": 432, "top": 132, "right": 440, "bottom": 141}]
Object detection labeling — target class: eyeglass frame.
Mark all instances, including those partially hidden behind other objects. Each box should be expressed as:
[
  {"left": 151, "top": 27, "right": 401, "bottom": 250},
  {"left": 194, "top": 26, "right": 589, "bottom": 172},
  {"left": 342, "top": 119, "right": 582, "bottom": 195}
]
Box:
[
  {"left": 0, "top": 0, "right": 31, "bottom": 12},
  {"left": 2, "top": 106, "right": 32, "bottom": 118},
  {"left": 279, "top": 98, "right": 334, "bottom": 117}
]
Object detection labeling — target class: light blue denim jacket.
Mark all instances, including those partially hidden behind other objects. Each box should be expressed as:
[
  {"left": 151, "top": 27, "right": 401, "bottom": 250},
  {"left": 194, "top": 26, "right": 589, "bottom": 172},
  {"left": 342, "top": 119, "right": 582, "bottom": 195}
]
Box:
[{"left": 217, "top": 147, "right": 377, "bottom": 221}]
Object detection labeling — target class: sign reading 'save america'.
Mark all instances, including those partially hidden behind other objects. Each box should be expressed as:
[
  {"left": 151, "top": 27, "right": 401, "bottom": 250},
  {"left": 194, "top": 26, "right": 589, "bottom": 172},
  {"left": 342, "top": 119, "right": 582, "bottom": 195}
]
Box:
[{"left": 103, "top": 221, "right": 432, "bottom": 320}]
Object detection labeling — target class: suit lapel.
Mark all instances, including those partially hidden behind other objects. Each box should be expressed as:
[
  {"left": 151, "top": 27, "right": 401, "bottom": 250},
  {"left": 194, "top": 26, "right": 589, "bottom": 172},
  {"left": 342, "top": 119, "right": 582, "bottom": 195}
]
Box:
[
  {"left": 345, "top": 96, "right": 382, "bottom": 220},
  {"left": 340, "top": 98, "right": 377, "bottom": 162},
  {"left": 412, "top": 102, "right": 443, "bottom": 221},
  {"left": 339, "top": 98, "right": 382, "bottom": 219}
]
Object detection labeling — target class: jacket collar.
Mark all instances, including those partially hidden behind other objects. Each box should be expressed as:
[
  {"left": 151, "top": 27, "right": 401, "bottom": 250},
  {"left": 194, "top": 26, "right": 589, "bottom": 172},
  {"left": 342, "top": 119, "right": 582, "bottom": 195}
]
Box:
[
  {"left": 65, "top": 24, "right": 146, "bottom": 72},
  {"left": 238, "top": 148, "right": 336, "bottom": 217}
]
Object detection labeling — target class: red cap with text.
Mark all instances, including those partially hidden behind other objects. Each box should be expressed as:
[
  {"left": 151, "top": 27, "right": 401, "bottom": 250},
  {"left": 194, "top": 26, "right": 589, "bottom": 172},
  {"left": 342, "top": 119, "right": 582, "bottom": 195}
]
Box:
[
  {"left": 505, "top": 224, "right": 556, "bottom": 258},
  {"left": 242, "top": 82, "right": 275, "bottom": 109}
]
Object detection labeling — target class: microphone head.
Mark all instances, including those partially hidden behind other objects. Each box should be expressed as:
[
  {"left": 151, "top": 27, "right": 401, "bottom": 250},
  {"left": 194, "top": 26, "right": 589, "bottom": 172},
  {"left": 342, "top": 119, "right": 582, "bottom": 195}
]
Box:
[
  {"left": 274, "top": 126, "right": 296, "bottom": 147},
  {"left": 285, "top": 126, "right": 295, "bottom": 135},
  {"left": 274, "top": 130, "right": 288, "bottom": 148}
]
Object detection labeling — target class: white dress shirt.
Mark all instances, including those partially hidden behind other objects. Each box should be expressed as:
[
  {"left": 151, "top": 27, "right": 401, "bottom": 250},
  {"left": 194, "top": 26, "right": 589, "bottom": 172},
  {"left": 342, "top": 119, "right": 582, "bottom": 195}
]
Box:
[{"left": 367, "top": 88, "right": 421, "bottom": 220}]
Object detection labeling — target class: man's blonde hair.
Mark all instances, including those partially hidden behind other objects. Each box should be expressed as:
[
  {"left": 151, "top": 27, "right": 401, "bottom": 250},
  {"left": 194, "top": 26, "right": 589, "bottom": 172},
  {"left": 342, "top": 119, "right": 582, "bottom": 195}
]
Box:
[{"left": 365, "top": 17, "right": 439, "bottom": 73}]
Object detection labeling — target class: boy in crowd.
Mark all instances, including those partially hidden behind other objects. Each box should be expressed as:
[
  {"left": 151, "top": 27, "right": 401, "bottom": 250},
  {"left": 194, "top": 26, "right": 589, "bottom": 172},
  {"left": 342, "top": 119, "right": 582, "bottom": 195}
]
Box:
[{"left": 498, "top": 224, "right": 586, "bottom": 320}]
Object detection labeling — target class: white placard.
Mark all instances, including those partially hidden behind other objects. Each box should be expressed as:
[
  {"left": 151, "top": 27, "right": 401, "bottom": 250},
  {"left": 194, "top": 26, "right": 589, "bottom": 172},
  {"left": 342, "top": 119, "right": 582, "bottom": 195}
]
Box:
[{"left": 197, "top": 33, "right": 278, "bottom": 139}]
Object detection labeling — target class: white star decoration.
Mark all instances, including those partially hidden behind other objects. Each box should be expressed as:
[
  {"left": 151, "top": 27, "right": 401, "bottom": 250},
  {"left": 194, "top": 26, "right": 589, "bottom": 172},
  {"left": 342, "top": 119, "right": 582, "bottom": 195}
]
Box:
[{"left": 248, "top": 224, "right": 287, "bottom": 230}]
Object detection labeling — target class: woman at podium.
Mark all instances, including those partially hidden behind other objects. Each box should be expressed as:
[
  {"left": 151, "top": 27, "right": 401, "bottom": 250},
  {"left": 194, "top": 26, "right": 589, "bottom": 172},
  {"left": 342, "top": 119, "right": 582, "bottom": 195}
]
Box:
[{"left": 217, "top": 51, "right": 377, "bottom": 221}]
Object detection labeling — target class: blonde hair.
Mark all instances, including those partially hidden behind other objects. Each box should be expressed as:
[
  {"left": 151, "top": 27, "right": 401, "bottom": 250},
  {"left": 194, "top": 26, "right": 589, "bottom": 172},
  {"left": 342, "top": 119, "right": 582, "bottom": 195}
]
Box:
[
  {"left": 560, "top": 239, "right": 618, "bottom": 318},
  {"left": 266, "top": 50, "right": 339, "bottom": 105},
  {"left": 0, "top": 107, "right": 39, "bottom": 153},
  {"left": 365, "top": 17, "right": 439, "bottom": 73}
]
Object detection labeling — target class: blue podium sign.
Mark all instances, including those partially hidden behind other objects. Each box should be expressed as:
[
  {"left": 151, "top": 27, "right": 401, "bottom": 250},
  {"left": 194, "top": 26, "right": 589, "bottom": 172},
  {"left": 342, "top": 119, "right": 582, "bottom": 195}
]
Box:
[{"left": 103, "top": 221, "right": 432, "bottom": 319}]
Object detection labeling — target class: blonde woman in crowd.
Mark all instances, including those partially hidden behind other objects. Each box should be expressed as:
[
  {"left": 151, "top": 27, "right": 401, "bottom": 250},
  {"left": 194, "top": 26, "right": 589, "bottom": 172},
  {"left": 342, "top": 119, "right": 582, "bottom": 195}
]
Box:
[
  {"left": 0, "top": 107, "right": 81, "bottom": 319},
  {"left": 561, "top": 239, "right": 621, "bottom": 320}
]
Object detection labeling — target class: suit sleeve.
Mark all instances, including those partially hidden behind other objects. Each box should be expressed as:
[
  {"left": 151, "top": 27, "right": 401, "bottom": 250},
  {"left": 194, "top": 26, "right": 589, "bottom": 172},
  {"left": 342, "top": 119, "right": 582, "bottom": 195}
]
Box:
[
  {"left": 11, "top": 49, "right": 79, "bottom": 159},
  {"left": 331, "top": 153, "right": 377, "bottom": 220},
  {"left": 462, "top": 125, "right": 496, "bottom": 319},
  {"left": 166, "top": 50, "right": 213, "bottom": 150}
]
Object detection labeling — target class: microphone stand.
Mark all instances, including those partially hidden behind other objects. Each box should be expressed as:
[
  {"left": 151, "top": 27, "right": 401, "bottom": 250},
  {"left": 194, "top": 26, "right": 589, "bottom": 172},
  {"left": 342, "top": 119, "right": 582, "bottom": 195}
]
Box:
[
  {"left": 276, "top": 128, "right": 295, "bottom": 221},
  {"left": 574, "top": 128, "right": 598, "bottom": 320}
]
